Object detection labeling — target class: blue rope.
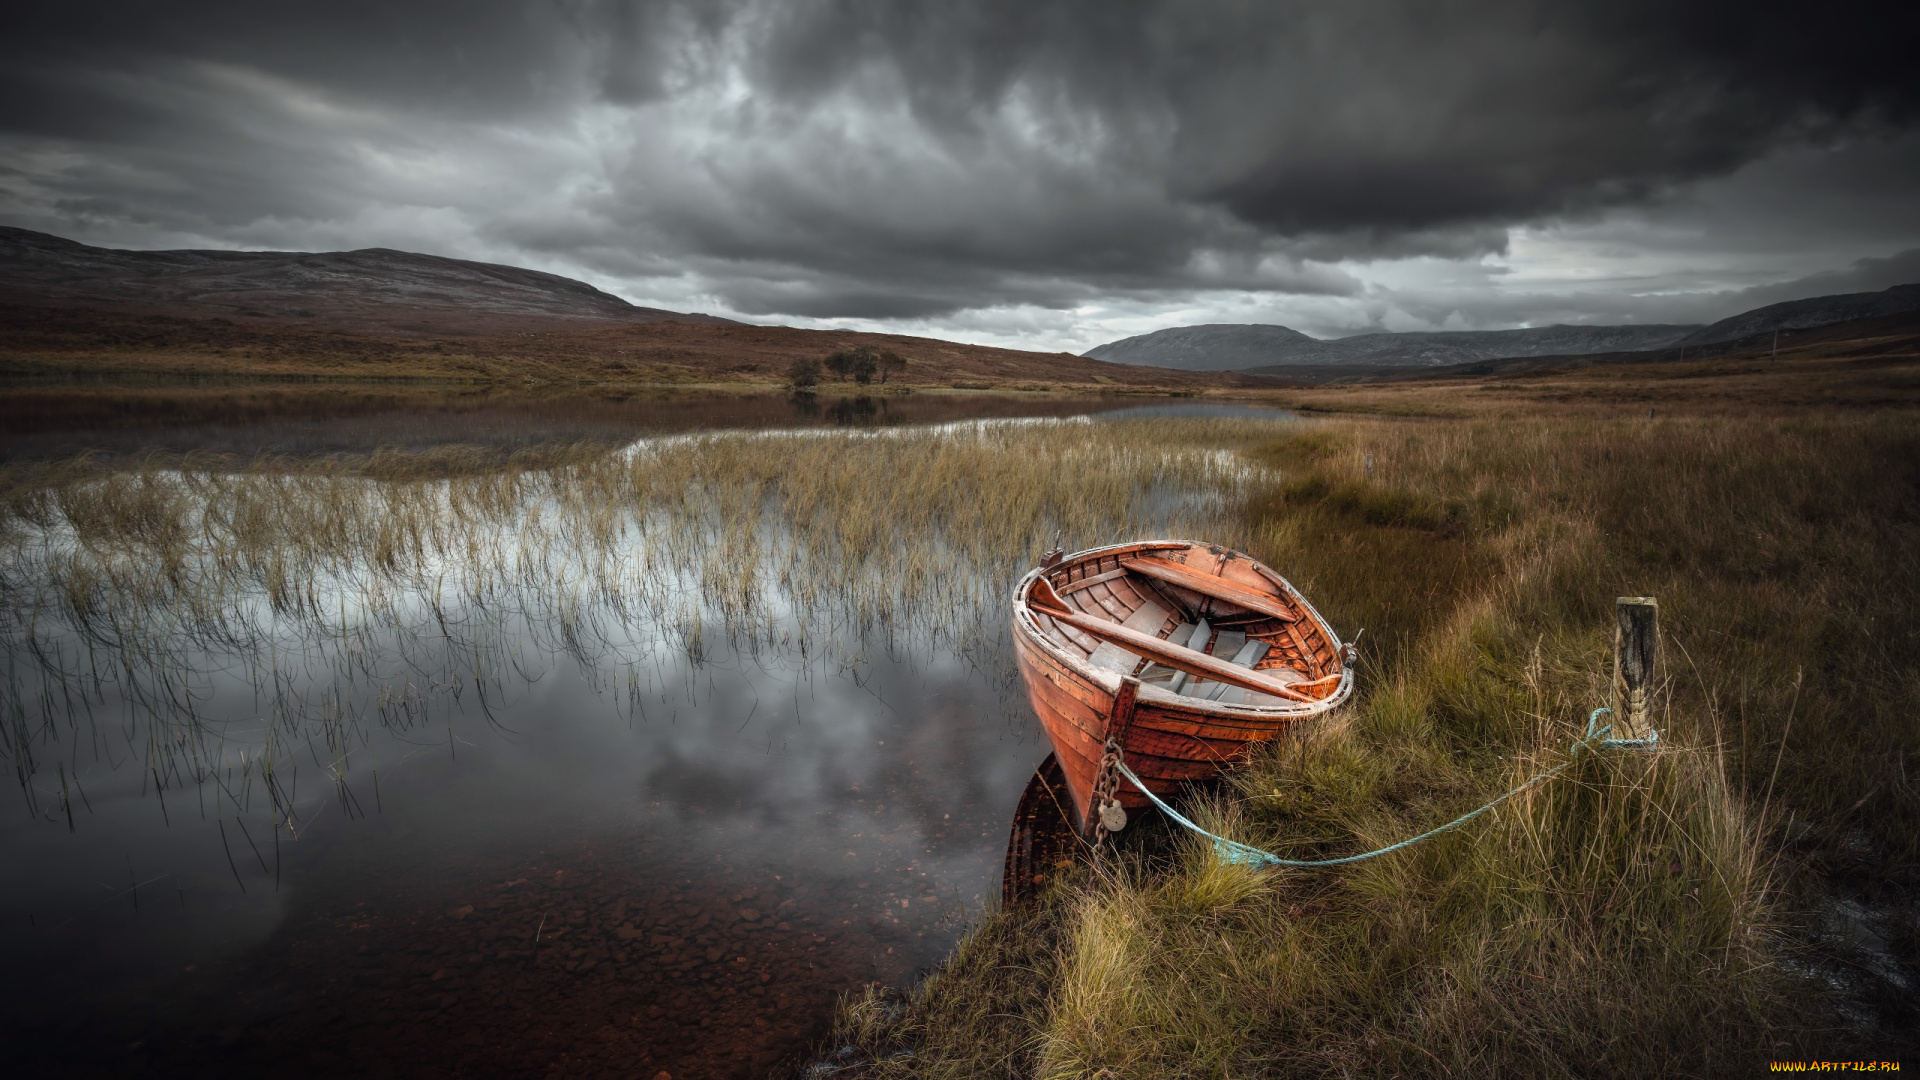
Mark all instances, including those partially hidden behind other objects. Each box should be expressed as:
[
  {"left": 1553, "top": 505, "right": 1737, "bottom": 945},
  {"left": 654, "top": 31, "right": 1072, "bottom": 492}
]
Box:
[{"left": 1115, "top": 708, "right": 1660, "bottom": 869}]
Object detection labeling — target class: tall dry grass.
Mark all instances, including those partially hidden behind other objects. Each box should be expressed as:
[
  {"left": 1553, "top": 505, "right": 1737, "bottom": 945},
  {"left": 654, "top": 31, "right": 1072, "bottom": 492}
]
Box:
[
  {"left": 0, "top": 417, "right": 1281, "bottom": 827},
  {"left": 822, "top": 411, "right": 1919, "bottom": 1077},
  {"left": 1245, "top": 415, "right": 1920, "bottom": 879}
]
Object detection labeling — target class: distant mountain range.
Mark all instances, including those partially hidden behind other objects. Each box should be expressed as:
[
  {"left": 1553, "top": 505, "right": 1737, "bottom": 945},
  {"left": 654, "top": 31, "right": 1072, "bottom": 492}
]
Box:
[
  {"left": 1086, "top": 323, "right": 1701, "bottom": 371},
  {"left": 1086, "top": 283, "right": 1920, "bottom": 371},
  {"left": 1674, "top": 283, "right": 1920, "bottom": 348},
  {"left": 8, "top": 226, "right": 1917, "bottom": 375},
  {"left": 0, "top": 227, "right": 731, "bottom": 334}
]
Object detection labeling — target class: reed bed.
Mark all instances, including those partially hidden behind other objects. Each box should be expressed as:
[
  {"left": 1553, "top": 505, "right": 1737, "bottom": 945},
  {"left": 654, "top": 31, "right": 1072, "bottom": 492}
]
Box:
[
  {"left": 825, "top": 411, "right": 1920, "bottom": 1076},
  {"left": 0, "top": 416, "right": 1283, "bottom": 834}
]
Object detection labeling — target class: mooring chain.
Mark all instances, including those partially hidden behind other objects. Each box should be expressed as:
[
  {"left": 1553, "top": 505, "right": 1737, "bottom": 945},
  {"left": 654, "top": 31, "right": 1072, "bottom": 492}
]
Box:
[{"left": 1090, "top": 737, "right": 1130, "bottom": 849}]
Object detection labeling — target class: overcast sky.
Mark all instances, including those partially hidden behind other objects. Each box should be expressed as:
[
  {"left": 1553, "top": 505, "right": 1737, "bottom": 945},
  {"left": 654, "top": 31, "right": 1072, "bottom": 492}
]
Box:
[{"left": 3, "top": 1, "right": 1917, "bottom": 352}]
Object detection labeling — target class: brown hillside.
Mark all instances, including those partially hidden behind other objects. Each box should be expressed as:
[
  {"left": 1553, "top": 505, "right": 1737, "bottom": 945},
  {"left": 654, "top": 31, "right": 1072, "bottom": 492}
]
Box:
[
  {"left": 0, "top": 227, "right": 1257, "bottom": 390},
  {"left": 0, "top": 303, "right": 1262, "bottom": 391}
]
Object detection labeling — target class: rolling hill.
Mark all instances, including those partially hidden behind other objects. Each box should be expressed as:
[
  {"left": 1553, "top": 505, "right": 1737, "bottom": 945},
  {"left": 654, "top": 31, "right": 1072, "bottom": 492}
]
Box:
[
  {"left": 1676, "top": 283, "right": 1920, "bottom": 347},
  {"left": 1087, "top": 322, "right": 1701, "bottom": 371},
  {"left": 0, "top": 229, "right": 1253, "bottom": 391},
  {"left": 0, "top": 226, "right": 733, "bottom": 334},
  {"left": 1085, "top": 283, "right": 1920, "bottom": 372}
]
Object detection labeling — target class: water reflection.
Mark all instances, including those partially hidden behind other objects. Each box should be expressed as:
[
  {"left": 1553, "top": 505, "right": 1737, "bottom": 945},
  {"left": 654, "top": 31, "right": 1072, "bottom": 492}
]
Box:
[
  {"left": 0, "top": 380, "right": 1252, "bottom": 461},
  {"left": 0, "top": 403, "right": 1295, "bottom": 1077}
]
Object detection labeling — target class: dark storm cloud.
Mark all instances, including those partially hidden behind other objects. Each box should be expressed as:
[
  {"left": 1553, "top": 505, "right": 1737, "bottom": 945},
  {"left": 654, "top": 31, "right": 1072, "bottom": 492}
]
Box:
[
  {"left": 720, "top": 0, "right": 1920, "bottom": 234},
  {"left": 1337, "top": 247, "right": 1920, "bottom": 335},
  {"left": 1, "top": 2, "right": 642, "bottom": 120},
  {"left": 0, "top": 0, "right": 1915, "bottom": 327},
  {"left": 1729, "top": 248, "right": 1920, "bottom": 309},
  {"left": 1161, "top": 0, "right": 1920, "bottom": 235}
]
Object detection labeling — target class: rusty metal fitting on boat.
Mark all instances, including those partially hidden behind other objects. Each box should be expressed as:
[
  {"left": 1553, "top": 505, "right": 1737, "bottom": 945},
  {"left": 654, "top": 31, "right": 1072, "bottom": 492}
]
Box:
[{"left": 1089, "top": 739, "right": 1130, "bottom": 848}]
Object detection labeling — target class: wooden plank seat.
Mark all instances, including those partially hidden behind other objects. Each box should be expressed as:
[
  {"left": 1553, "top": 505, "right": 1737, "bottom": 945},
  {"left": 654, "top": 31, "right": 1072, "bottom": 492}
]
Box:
[
  {"left": 1119, "top": 555, "right": 1300, "bottom": 623},
  {"left": 1029, "top": 578, "right": 1316, "bottom": 704},
  {"left": 1097, "top": 615, "right": 1298, "bottom": 704},
  {"left": 1086, "top": 597, "right": 1173, "bottom": 675},
  {"left": 1054, "top": 584, "right": 1310, "bottom": 704}
]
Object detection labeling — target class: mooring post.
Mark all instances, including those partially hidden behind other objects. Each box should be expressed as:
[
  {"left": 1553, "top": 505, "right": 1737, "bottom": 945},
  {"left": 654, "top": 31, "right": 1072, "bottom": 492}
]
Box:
[{"left": 1613, "top": 597, "right": 1658, "bottom": 739}]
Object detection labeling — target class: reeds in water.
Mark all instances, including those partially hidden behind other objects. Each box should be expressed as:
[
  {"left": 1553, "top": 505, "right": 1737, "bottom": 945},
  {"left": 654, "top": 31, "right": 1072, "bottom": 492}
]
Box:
[{"left": 0, "top": 416, "right": 1287, "bottom": 832}]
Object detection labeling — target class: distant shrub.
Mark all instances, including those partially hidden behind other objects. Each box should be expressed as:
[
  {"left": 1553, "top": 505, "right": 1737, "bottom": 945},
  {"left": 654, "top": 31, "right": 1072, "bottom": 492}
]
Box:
[
  {"left": 786, "top": 356, "right": 820, "bottom": 389},
  {"left": 826, "top": 345, "right": 880, "bottom": 384}
]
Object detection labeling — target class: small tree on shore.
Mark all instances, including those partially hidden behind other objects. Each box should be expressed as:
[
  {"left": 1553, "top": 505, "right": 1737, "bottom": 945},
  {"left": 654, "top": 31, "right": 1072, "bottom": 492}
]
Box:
[
  {"left": 826, "top": 345, "right": 881, "bottom": 383},
  {"left": 877, "top": 350, "right": 906, "bottom": 383},
  {"left": 786, "top": 356, "right": 821, "bottom": 389}
]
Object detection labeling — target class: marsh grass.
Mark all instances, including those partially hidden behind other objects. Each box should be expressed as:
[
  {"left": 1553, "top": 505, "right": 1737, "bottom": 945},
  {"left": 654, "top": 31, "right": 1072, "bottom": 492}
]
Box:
[
  {"left": 821, "top": 411, "right": 1919, "bottom": 1077},
  {"left": 0, "top": 416, "right": 1281, "bottom": 834},
  {"left": 1248, "top": 415, "right": 1920, "bottom": 877}
]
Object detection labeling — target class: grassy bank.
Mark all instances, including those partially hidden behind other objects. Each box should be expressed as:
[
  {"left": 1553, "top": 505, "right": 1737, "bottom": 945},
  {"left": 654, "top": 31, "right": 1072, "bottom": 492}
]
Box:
[{"left": 823, "top": 404, "right": 1920, "bottom": 1074}]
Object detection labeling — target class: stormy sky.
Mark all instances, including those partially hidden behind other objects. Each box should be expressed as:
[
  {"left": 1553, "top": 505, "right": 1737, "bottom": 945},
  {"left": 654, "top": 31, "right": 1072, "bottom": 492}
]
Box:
[{"left": 3, "top": 0, "right": 1917, "bottom": 351}]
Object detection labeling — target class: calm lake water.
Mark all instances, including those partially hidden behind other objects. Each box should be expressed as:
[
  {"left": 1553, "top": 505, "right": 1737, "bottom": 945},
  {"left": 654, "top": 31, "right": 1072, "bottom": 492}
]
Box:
[
  {"left": 0, "top": 385, "right": 1294, "bottom": 1078},
  {"left": 0, "top": 380, "right": 1286, "bottom": 460}
]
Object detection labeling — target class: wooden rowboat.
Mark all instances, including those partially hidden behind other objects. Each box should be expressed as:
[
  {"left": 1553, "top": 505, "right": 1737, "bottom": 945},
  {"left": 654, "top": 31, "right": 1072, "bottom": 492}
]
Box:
[{"left": 1011, "top": 540, "right": 1354, "bottom": 838}]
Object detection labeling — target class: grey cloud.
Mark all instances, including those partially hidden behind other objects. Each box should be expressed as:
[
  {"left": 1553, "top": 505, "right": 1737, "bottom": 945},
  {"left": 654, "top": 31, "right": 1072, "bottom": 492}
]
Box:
[
  {"left": 1705, "top": 248, "right": 1920, "bottom": 313},
  {"left": 0, "top": 0, "right": 1914, "bottom": 332},
  {"left": 1, "top": 2, "right": 618, "bottom": 120},
  {"left": 1242, "top": 246, "right": 1920, "bottom": 341},
  {"left": 1280, "top": 226, "right": 1516, "bottom": 265},
  {"left": 1160, "top": 0, "right": 1920, "bottom": 234},
  {"left": 725, "top": 0, "right": 1919, "bottom": 233}
]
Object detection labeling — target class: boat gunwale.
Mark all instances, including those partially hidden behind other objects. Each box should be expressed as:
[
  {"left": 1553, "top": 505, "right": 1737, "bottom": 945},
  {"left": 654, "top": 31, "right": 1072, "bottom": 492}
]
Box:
[{"left": 1011, "top": 539, "right": 1353, "bottom": 722}]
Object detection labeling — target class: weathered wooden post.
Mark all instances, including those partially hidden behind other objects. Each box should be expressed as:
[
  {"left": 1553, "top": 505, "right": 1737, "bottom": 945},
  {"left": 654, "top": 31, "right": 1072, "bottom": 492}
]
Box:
[
  {"left": 1613, "top": 597, "right": 1658, "bottom": 738},
  {"left": 1364, "top": 453, "right": 1375, "bottom": 478}
]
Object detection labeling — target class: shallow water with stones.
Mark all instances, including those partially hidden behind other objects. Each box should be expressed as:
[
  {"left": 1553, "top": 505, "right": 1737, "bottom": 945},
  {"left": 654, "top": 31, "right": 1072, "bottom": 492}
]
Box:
[{"left": 0, "top": 389, "right": 1292, "bottom": 1078}]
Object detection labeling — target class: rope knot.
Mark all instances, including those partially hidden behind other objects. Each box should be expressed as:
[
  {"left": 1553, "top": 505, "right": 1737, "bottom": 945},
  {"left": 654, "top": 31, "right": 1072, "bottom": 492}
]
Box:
[{"left": 1579, "top": 707, "right": 1661, "bottom": 753}]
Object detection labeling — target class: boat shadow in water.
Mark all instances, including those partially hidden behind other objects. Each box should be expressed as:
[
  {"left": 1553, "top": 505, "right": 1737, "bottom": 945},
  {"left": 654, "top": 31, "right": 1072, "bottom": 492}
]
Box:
[{"left": 1001, "top": 753, "right": 1087, "bottom": 907}]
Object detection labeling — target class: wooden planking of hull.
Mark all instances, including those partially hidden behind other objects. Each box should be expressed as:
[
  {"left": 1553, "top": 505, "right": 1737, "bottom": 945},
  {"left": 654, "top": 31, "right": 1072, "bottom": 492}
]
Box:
[{"left": 1011, "top": 540, "right": 1354, "bottom": 835}]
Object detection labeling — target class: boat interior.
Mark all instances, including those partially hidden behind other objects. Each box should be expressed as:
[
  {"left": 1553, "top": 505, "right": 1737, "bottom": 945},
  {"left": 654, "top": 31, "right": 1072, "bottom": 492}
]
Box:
[{"left": 1027, "top": 544, "right": 1342, "bottom": 707}]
